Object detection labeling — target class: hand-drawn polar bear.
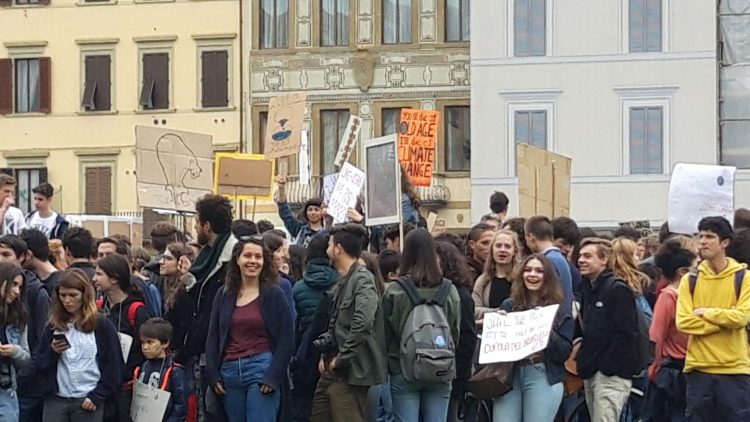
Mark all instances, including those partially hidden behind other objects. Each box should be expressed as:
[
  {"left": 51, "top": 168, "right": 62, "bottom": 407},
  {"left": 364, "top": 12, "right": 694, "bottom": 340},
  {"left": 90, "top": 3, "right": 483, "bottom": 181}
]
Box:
[{"left": 155, "top": 133, "right": 203, "bottom": 207}]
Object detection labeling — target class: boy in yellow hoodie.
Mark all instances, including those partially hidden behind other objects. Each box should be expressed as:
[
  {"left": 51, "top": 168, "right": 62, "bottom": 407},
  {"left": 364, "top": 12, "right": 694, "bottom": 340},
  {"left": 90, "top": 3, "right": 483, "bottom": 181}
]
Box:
[{"left": 676, "top": 216, "right": 750, "bottom": 421}]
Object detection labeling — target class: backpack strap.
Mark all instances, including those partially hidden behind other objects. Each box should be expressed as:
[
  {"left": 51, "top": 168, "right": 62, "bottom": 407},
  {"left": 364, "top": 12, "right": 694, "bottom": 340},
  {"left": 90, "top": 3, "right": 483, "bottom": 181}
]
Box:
[
  {"left": 161, "top": 365, "right": 175, "bottom": 391},
  {"left": 430, "top": 279, "right": 452, "bottom": 307},
  {"left": 128, "top": 302, "right": 145, "bottom": 330},
  {"left": 735, "top": 269, "right": 747, "bottom": 301},
  {"left": 396, "top": 277, "right": 425, "bottom": 306},
  {"left": 688, "top": 273, "right": 698, "bottom": 296}
]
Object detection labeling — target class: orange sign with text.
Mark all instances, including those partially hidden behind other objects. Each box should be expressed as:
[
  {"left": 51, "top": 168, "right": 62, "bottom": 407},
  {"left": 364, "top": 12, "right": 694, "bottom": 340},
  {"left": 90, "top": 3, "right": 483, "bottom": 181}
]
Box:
[{"left": 398, "top": 109, "right": 440, "bottom": 187}]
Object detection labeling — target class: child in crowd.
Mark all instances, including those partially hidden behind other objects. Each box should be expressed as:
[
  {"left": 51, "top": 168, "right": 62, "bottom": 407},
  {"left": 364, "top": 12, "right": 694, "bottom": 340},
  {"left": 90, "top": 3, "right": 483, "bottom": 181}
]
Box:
[{"left": 133, "top": 318, "right": 187, "bottom": 422}]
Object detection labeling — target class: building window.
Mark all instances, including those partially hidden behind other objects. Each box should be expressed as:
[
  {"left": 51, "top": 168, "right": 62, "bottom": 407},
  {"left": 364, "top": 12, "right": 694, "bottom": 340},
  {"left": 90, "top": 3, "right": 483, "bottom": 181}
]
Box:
[
  {"left": 320, "top": 110, "right": 349, "bottom": 174},
  {"left": 382, "top": 108, "right": 405, "bottom": 135},
  {"left": 0, "top": 168, "right": 47, "bottom": 215},
  {"left": 82, "top": 55, "right": 111, "bottom": 112},
  {"left": 383, "top": 0, "right": 411, "bottom": 44},
  {"left": 201, "top": 50, "right": 229, "bottom": 108},
  {"left": 629, "top": 106, "right": 663, "bottom": 174},
  {"left": 84, "top": 166, "right": 112, "bottom": 215},
  {"left": 514, "top": 110, "right": 548, "bottom": 149},
  {"left": 260, "top": 0, "right": 289, "bottom": 49},
  {"left": 445, "top": 106, "right": 470, "bottom": 171},
  {"left": 446, "top": 0, "right": 469, "bottom": 42},
  {"left": 321, "top": 0, "right": 349, "bottom": 46},
  {"left": 15, "top": 59, "right": 41, "bottom": 113},
  {"left": 139, "top": 53, "right": 169, "bottom": 110},
  {"left": 257, "top": 111, "right": 268, "bottom": 154},
  {"left": 629, "top": 0, "right": 662, "bottom": 52},
  {"left": 513, "top": 0, "right": 546, "bottom": 57}
]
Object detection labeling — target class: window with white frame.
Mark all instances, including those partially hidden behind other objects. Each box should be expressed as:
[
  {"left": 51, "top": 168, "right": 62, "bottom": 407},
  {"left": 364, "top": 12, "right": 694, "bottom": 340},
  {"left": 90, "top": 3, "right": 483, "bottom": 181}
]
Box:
[
  {"left": 513, "top": 0, "right": 546, "bottom": 57},
  {"left": 628, "top": 106, "right": 663, "bottom": 174},
  {"left": 629, "top": 0, "right": 662, "bottom": 52}
]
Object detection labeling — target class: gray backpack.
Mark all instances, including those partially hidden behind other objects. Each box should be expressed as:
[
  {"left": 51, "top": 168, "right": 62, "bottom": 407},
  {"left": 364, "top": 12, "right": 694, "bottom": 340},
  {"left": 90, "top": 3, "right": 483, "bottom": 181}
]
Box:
[{"left": 396, "top": 277, "right": 456, "bottom": 383}]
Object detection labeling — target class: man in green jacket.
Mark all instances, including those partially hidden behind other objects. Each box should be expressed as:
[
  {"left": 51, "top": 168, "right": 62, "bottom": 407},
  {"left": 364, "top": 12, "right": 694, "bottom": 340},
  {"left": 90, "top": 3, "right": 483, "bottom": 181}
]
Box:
[{"left": 311, "top": 224, "right": 387, "bottom": 422}]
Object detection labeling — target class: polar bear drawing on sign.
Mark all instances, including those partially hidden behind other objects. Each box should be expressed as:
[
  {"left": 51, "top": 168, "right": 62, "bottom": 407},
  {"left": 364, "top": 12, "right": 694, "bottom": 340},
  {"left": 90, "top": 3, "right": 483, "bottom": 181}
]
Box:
[{"left": 155, "top": 133, "right": 203, "bottom": 207}]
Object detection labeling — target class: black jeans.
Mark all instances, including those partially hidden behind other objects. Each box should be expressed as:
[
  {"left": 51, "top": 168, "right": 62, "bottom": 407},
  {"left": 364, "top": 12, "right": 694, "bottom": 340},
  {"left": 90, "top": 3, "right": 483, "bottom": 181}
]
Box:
[{"left": 686, "top": 371, "right": 750, "bottom": 421}]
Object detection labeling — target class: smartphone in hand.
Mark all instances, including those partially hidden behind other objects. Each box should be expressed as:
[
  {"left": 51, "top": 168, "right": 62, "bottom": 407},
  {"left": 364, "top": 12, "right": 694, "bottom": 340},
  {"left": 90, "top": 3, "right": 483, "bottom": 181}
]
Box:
[{"left": 52, "top": 332, "right": 70, "bottom": 348}]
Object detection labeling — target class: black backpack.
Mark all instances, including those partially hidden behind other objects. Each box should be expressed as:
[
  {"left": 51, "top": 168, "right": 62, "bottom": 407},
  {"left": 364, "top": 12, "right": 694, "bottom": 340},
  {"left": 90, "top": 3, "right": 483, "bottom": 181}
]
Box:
[{"left": 688, "top": 269, "right": 749, "bottom": 343}]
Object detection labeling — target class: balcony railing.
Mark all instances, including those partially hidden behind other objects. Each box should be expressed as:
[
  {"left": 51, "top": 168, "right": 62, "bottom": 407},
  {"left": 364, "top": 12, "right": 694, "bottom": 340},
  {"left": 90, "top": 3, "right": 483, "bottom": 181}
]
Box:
[{"left": 283, "top": 174, "right": 451, "bottom": 209}]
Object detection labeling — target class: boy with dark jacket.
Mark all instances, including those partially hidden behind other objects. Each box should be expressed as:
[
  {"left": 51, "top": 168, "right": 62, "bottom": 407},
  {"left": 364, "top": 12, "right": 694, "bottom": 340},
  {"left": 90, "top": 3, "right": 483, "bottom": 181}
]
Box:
[
  {"left": 576, "top": 238, "right": 638, "bottom": 421},
  {"left": 134, "top": 319, "right": 187, "bottom": 422}
]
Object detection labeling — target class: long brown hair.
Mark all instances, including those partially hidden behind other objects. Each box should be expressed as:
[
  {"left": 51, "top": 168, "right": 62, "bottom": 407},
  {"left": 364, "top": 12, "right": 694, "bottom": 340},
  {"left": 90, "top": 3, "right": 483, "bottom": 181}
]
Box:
[
  {"left": 49, "top": 269, "right": 99, "bottom": 333},
  {"left": 163, "top": 243, "right": 196, "bottom": 310},
  {"left": 400, "top": 164, "right": 421, "bottom": 209},
  {"left": 510, "top": 254, "right": 563, "bottom": 310},
  {"left": 359, "top": 251, "right": 385, "bottom": 295},
  {"left": 225, "top": 238, "right": 279, "bottom": 294},
  {"left": 0, "top": 262, "right": 27, "bottom": 331}
]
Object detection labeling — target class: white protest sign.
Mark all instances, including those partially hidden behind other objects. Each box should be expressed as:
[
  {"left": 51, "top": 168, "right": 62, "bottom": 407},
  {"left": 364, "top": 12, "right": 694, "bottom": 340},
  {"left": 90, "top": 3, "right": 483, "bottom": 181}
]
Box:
[
  {"left": 333, "top": 115, "right": 362, "bottom": 169},
  {"left": 668, "top": 163, "right": 736, "bottom": 234},
  {"left": 130, "top": 380, "right": 171, "bottom": 422},
  {"left": 328, "top": 163, "right": 364, "bottom": 224},
  {"left": 478, "top": 304, "right": 559, "bottom": 364},
  {"left": 323, "top": 173, "right": 339, "bottom": 203},
  {"left": 118, "top": 333, "right": 133, "bottom": 363}
]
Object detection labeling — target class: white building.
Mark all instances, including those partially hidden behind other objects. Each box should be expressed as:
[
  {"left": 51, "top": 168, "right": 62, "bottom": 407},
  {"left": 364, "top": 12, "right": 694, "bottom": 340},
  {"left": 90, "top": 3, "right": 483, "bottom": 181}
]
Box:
[{"left": 469, "top": 0, "right": 746, "bottom": 227}]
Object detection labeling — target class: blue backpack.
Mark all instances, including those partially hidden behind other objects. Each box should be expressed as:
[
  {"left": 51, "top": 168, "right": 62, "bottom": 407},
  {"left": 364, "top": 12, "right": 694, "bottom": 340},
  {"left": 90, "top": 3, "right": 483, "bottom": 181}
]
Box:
[{"left": 131, "top": 276, "right": 163, "bottom": 318}]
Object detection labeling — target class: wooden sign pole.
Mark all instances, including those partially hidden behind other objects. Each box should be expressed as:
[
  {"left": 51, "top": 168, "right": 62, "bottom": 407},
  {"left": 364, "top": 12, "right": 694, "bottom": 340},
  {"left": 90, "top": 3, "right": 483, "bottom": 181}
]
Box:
[{"left": 251, "top": 195, "right": 258, "bottom": 221}]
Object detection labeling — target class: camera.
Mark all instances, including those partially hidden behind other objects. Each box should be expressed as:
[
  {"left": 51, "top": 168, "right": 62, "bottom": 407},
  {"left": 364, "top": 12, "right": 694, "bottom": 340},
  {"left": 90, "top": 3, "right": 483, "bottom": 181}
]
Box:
[{"left": 312, "top": 333, "right": 338, "bottom": 354}]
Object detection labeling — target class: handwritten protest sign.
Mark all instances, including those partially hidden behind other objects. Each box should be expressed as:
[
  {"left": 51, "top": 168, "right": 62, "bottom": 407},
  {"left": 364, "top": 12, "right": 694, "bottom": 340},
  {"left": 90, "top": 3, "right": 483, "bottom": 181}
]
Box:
[
  {"left": 130, "top": 380, "right": 171, "bottom": 422},
  {"left": 478, "top": 304, "right": 559, "bottom": 364},
  {"left": 333, "top": 115, "right": 362, "bottom": 169},
  {"left": 264, "top": 92, "right": 307, "bottom": 160},
  {"left": 668, "top": 163, "right": 736, "bottom": 234},
  {"left": 398, "top": 109, "right": 440, "bottom": 187},
  {"left": 328, "top": 163, "right": 364, "bottom": 224},
  {"left": 323, "top": 173, "right": 339, "bottom": 203}
]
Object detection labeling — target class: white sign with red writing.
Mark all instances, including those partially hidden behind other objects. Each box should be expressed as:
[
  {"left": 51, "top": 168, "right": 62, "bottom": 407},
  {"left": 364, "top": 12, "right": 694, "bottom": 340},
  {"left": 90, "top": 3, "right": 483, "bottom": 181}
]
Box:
[
  {"left": 327, "top": 163, "right": 364, "bottom": 224},
  {"left": 478, "top": 304, "right": 559, "bottom": 364}
]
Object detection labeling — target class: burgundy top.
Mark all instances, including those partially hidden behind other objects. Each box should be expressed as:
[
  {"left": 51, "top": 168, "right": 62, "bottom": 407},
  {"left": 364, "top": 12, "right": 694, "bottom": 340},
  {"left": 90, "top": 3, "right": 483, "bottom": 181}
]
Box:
[{"left": 223, "top": 297, "right": 271, "bottom": 361}]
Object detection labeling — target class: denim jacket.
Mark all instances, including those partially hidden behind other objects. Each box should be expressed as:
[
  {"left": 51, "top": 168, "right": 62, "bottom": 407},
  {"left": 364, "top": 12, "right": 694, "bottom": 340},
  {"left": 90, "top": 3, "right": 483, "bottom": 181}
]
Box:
[{"left": 0, "top": 326, "right": 30, "bottom": 392}]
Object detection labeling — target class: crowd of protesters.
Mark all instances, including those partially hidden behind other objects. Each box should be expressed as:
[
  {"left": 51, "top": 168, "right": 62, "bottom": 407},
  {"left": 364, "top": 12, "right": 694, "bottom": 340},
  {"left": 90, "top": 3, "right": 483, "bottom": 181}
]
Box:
[{"left": 0, "top": 169, "right": 749, "bottom": 422}]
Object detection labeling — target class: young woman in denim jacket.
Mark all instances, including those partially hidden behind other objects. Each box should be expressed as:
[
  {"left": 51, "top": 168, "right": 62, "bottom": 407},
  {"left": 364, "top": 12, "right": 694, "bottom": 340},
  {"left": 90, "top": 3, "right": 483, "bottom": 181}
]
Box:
[
  {"left": 493, "top": 254, "right": 574, "bottom": 422},
  {"left": 0, "top": 262, "right": 31, "bottom": 422}
]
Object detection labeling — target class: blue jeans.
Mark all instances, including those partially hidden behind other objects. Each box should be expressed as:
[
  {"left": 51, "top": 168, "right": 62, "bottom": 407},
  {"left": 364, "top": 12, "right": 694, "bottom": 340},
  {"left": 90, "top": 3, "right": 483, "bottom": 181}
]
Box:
[
  {"left": 390, "top": 374, "right": 451, "bottom": 422},
  {"left": 220, "top": 352, "right": 279, "bottom": 422},
  {"left": 493, "top": 363, "right": 563, "bottom": 422}
]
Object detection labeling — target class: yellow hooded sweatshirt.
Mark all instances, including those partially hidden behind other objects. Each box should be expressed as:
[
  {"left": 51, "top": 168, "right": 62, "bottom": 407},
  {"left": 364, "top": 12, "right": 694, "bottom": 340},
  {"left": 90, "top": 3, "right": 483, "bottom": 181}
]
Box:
[{"left": 676, "top": 258, "right": 750, "bottom": 374}]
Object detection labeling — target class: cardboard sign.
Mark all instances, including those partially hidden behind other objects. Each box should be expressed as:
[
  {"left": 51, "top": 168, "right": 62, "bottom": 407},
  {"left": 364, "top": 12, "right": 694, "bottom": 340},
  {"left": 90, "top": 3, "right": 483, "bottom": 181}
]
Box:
[
  {"left": 668, "top": 163, "right": 736, "bottom": 234},
  {"left": 214, "top": 153, "right": 274, "bottom": 200},
  {"left": 328, "top": 163, "right": 365, "bottom": 224},
  {"left": 364, "top": 135, "right": 401, "bottom": 226},
  {"left": 398, "top": 109, "right": 440, "bottom": 187},
  {"left": 323, "top": 173, "right": 339, "bottom": 203},
  {"left": 135, "top": 126, "right": 214, "bottom": 212},
  {"left": 131, "top": 380, "right": 171, "bottom": 422},
  {"left": 118, "top": 333, "right": 133, "bottom": 363},
  {"left": 517, "top": 144, "right": 572, "bottom": 218},
  {"left": 333, "top": 115, "right": 362, "bottom": 169},
  {"left": 478, "top": 304, "right": 559, "bottom": 364},
  {"left": 427, "top": 212, "right": 447, "bottom": 235},
  {"left": 264, "top": 92, "right": 307, "bottom": 159}
]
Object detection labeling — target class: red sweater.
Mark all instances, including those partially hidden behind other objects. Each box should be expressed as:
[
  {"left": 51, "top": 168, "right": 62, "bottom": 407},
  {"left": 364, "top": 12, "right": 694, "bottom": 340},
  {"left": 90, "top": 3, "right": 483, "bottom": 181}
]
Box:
[{"left": 648, "top": 286, "right": 688, "bottom": 379}]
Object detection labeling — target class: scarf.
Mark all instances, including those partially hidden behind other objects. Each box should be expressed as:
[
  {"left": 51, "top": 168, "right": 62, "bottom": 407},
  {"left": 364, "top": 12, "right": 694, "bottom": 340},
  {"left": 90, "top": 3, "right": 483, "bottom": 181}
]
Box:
[{"left": 189, "top": 232, "right": 231, "bottom": 283}]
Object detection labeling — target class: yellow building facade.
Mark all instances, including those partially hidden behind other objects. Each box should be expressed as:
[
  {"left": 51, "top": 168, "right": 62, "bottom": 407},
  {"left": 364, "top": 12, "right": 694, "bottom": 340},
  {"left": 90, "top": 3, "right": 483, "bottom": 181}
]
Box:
[{"left": 0, "top": 0, "right": 242, "bottom": 216}]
